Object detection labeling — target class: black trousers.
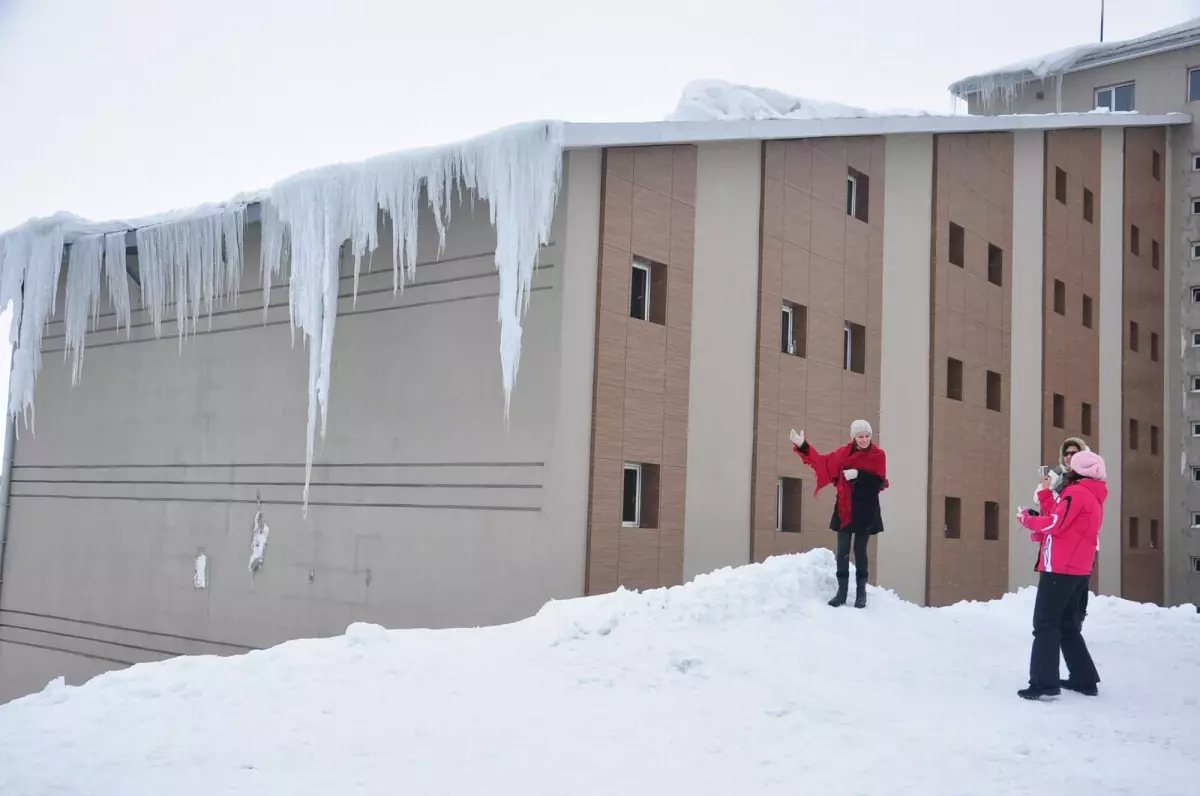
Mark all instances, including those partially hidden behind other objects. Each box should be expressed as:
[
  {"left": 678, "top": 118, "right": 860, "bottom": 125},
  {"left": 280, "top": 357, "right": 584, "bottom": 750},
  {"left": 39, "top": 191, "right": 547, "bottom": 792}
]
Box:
[
  {"left": 1030, "top": 571, "right": 1100, "bottom": 687},
  {"left": 835, "top": 531, "right": 870, "bottom": 581}
]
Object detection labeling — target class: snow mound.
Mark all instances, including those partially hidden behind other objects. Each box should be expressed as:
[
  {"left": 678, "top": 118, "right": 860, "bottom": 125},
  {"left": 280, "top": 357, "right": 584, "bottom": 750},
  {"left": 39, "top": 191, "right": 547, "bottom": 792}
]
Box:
[
  {"left": 667, "top": 79, "right": 931, "bottom": 122},
  {"left": 1, "top": 550, "right": 1197, "bottom": 795}
]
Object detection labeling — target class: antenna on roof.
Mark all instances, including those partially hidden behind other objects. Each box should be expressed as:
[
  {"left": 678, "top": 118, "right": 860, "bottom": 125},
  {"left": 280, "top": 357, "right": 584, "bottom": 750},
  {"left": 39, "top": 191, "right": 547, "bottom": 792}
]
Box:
[{"left": 1099, "top": 0, "right": 1105, "bottom": 42}]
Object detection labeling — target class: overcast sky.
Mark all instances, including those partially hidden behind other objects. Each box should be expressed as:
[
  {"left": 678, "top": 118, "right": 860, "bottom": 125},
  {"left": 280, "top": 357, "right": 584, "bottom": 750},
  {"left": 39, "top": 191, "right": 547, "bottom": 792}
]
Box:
[{"left": 1, "top": 0, "right": 1199, "bottom": 233}]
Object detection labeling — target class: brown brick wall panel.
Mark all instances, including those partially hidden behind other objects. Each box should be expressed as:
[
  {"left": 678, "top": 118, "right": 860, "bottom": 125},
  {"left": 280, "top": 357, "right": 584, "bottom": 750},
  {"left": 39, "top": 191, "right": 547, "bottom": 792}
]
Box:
[
  {"left": 750, "top": 137, "right": 885, "bottom": 574},
  {"left": 928, "top": 133, "right": 1014, "bottom": 606},
  {"left": 1121, "top": 127, "right": 1166, "bottom": 605},
  {"left": 586, "top": 146, "right": 697, "bottom": 594}
]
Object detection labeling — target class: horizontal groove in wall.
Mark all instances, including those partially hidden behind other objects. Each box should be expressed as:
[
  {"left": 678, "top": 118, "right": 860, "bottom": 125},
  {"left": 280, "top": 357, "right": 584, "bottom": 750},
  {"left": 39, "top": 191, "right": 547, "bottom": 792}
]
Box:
[
  {"left": 14, "top": 461, "right": 545, "bottom": 470},
  {"left": 0, "top": 622, "right": 179, "bottom": 659},
  {"left": 0, "top": 608, "right": 256, "bottom": 651},
  {"left": 11, "top": 478, "right": 543, "bottom": 489},
  {"left": 41, "top": 284, "right": 555, "bottom": 353},
  {"left": 0, "top": 636, "right": 134, "bottom": 668},
  {"left": 8, "top": 492, "right": 542, "bottom": 511}
]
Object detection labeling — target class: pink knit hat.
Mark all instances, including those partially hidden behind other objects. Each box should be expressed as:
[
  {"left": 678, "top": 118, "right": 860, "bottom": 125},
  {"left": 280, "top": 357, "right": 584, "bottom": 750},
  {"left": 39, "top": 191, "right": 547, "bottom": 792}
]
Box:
[{"left": 1070, "top": 450, "right": 1106, "bottom": 480}]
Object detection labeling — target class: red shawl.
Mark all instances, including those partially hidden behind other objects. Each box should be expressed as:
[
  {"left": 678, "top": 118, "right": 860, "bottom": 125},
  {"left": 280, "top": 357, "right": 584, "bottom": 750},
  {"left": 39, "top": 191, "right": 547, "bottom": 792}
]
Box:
[{"left": 794, "top": 441, "right": 889, "bottom": 528}]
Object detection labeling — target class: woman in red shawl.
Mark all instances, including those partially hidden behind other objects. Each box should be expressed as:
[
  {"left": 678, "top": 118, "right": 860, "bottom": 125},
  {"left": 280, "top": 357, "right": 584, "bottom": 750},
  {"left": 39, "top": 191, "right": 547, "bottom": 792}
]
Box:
[{"left": 788, "top": 420, "right": 888, "bottom": 608}]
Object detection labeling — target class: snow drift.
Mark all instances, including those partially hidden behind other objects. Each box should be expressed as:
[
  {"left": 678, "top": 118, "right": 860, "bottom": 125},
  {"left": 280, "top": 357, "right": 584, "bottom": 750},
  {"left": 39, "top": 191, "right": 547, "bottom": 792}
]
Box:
[
  {"left": 667, "top": 79, "right": 930, "bottom": 122},
  {"left": 0, "top": 550, "right": 1196, "bottom": 796}
]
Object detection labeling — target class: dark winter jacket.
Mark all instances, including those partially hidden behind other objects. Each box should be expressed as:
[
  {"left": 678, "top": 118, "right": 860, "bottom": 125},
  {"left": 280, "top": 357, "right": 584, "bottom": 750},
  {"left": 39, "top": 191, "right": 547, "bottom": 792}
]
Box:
[{"left": 794, "top": 440, "right": 888, "bottom": 535}]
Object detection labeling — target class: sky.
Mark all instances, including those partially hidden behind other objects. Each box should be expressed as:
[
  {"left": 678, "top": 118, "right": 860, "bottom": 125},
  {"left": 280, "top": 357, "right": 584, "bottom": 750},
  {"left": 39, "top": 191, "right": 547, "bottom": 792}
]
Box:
[{"left": 1, "top": 0, "right": 1199, "bottom": 233}]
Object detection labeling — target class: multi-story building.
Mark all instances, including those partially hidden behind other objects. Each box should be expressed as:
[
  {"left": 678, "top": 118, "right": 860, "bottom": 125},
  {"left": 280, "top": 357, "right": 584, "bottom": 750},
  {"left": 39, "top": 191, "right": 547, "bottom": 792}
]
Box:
[
  {"left": 0, "top": 108, "right": 1188, "bottom": 701},
  {"left": 950, "top": 16, "right": 1200, "bottom": 609}
]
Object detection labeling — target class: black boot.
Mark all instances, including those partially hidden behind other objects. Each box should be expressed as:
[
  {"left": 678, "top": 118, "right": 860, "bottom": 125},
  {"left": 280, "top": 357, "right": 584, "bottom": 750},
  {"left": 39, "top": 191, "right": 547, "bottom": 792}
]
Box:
[
  {"left": 1059, "top": 678, "right": 1098, "bottom": 696},
  {"left": 854, "top": 577, "right": 867, "bottom": 608},
  {"left": 828, "top": 576, "right": 849, "bottom": 607},
  {"left": 1018, "top": 684, "right": 1061, "bottom": 701}
]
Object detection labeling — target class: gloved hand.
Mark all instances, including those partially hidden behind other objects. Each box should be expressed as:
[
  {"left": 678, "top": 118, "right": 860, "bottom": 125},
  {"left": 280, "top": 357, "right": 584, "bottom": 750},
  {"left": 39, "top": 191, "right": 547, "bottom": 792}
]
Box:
[
  {"left": 843, "top": 468, "right": 858, "bottom": 481},
  {"left": 1047, "top": 470, "right": 1063, "bottom": 492},
  {"left": 789, "top": 428, "right": 804, "bottom": 447}
]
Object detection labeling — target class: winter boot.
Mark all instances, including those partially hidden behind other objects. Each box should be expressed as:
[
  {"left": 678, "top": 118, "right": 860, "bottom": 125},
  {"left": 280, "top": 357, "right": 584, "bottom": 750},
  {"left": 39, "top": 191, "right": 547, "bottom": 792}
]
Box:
[
  {"left": 1017, "top": 685, "right": 1061, "bottom": 701},
  {"left": 1059, "top": 678, "right": 1099, "bottom": 696},
  {"left": 828, "top": 576, "right": 849, "bottom": 607},
  {"left": 854, "top": 577, "right": 868, "bottom": 609}
]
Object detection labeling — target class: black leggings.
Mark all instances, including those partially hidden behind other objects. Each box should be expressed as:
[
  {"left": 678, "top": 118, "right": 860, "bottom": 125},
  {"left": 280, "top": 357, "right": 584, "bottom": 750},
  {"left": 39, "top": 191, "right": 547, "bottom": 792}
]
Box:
[{"left": 835, "top": 531, "right": 870, "bottom": 581}]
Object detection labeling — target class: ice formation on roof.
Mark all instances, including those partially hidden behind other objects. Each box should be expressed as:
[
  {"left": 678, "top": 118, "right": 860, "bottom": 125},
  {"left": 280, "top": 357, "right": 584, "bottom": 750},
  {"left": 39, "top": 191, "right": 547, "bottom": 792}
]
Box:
[
  {"left": 949, "top": 16, "right": 1200, "bottom": 109},
  {"left": 0, "top": 121, "right": 564, "bottom": 506},
  {"left": 666, "top": 79, "right": 930, "bottom": 122}
]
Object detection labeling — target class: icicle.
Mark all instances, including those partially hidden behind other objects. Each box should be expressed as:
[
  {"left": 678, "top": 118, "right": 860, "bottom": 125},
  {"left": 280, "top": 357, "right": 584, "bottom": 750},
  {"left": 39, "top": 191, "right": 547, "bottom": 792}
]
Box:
[
  {"left": 5, "top": 224, "right": 66, "bottom": 427},
  {"left": 103, "top": 232, "right": 132, "bottom": 337},
  {"left": 63, "top": 234, "right": 104, "bottom": 384},
  {"left": 259, "top": 201, "right": 286, "bottom": 324}
]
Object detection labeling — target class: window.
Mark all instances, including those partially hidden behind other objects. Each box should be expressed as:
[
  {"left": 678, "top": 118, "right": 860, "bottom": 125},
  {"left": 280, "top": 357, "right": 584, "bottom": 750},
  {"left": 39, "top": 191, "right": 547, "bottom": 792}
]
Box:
[
  {"left": 1130, "top": 321, "right": 1139, "bottom": 352},
  {"left": 987, "top": 244, "right": 1003, "bottom": 286},
  {"left": 1192, "top": 513, "right": 1200, "bottom": 528},
  {"left": 1194, "top": 153, "right": 1200, "bottom": 171},
  {"left": 1193, "top": 467, "right": 1200, "bottom": 482},
  {"left": 984, "top": 501, "right": 1000, "bottom": 541},
  {"left": 846, "top": 168, "right": 869, "bottom": 222},
  {"left": 1053, "top": 393, "right": 1065, "bottom": 428},
  {"left": 844, "top": 322, "right": 866, "bottom": 374},
  {"left": 1192, "top": 377, "right": 1200, "bottom": 393},
  {"left": 947, "top": 357, "right": 963, "bottom": 401},
  {"left": 1082, "top": 294, "right": 1093, "bottom": 328},
  {"left": 777, "top": 477, "right": 803, "bottom": 533},
  {"left": 1193, "top": 287, "right": 1200, "bottom": 303},
  {"left": 1083, "top": 188, "right": 1094, "bottom": 223},
  {"left": 1193, "top": 556, "right": 1200, "bottom": 574},
  {"left": 1094, "top": 82, "right": 1134, "bottom": 112},
  {"left": 629, "top": 257, "right": 666, "bottom": 324},
  {"left": 1054, "top": 167, "right": 1067, "bottom": 204},
  {"left": 1192, "top": 331, "right": 1200, "bottom": 348},
  {"left": 1152, "top": 239, "right": 1160, "bottom": 271},
  {"left": 1129, "top": 517, "right": 1139, "bottom": 549},
  {"left": 1053, "top": 280, "right": 1066, "bottom": 315},
  {"left": 949, "top": 222, "right": 965, "bottom": 267},
  {"left": 781, "top": 303, "right": 807, "bottom": 357},
  {"left": 1190, "top": 67, "right": 1200, "bottom": 102},
  {"left": 986, "top": 370, "right": 1002, "bottom": 412},
  {"left": 1151, "top": 425, "right": 1160, "bottom": 456},
  {"left": 621, "top": 463, "right": 659, "bottom": 528},
  {"left": 1193, "top": 422, "right": 1200, "bottom": 437},
  {"left": 1193, "top": 198, "right": 1200, "bottom": 215},
  {"left": 1151, "top": 332, "right": 1160, "bottom": 362},
  {"left": 944, "top": 496, "right": 962, "bottom": 539},
  {"left": 1193, "top": 243, "right": 1200, "bottom": 260},
  {"left": 1082, "top": 402, "right": 1093, "bottom": 436},
  {"left": 1150, "top": 520, "right": 1159, "bottom": 550},
  {"left": 1152, "top": 150, "right": 1162, "bottom": 181},
  {"left": 1130, "top": 224, "right": 1140, "bottom": 256},
  {"left": 1129, "top": 418, "right": 1139, "bottom": 450}
]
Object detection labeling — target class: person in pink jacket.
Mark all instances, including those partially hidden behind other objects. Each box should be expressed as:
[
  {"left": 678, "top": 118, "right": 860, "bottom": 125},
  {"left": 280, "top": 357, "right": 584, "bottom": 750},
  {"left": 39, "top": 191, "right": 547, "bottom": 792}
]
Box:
[{"left": 1015, "top": 450, "right": 1107, "bottom": 701}]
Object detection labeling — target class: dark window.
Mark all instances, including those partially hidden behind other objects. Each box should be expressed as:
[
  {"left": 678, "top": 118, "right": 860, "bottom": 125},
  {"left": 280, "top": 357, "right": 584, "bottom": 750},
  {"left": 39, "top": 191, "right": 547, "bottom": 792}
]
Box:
[
  {"left": 630, "top": 258, "right": 667, "bottom": 324},
  {"left": 1055, "top": 167, "right": 1067, "bottom": 204},
  {"left": 1129, "top": 418, "right": 1139, "bottom": 450},
  {"left": 984, "top": 501, "right": 1000, "bottom": 541},
  {"left": 1095, "top": 83, "right": 1134, "bottom": 112},
  {"left": 1129, "top": 516, "right": 1140, "bottom": 549},
  {"left": 1152, "top": 149, "right": 1162, "bottom": 181},
  {"left": 949, "top": 223, "right": 965, "bottom": 267},
  {"left": 986, "top": 371, "right": 1002, "bottom": 412},
  {"left": 622, "top": 463, "right": 660, "bottom": 529},
  {"left": 945, "top": 497, "right": 962, "bottom": 539},
  {"left": 844, "top": 322, "right": 866, "bottom": 374},
  {"left": 947, "top": 358, "right": 963, "bottom": 401},
  {"left": 1151, "top": 424, "right": 1160, "bottom": 456},
  {"left": 778, "top": 477, "right": 804, "bottom": 533},
  {"left": 781, "top": 303, "right": 807, "bottom": 357},
  {"left": 1053, "top": 394, "right": 1065, "bottom": 429},
  {"left": 987, "top": 244, "right": 1003, "bottom": 286},
  {"left": 1130, "top": 321, "right": 1139, "bottom": 352},
  {"left": 847, "top": 168, "right": 869, "bottom": 222},
  {"left": 1054, "top": 280, "right": 1066, "bottom": 315},
  {"left": 1081, "top": 402, "right": 1093, "bottom": 436},
  {"left": 1150, "top": 519, "right": 1159, "bottom": 550},
  {"left": 1190, "top": 67, "right": 1200, "bottom": 102},
  {"left": 1082, "top": 294, "right": 1093, "bottom": 328},
  {"left": 1131, "top": 224, "right": 1140, "bottom": 256},
  {"left": 1083, "top": 188, "right": 1094, "bottom": 223},
  {"left": 1152, "top": 239, "right": 1160, "bottom": 270},
  {"left": 1151, "top": 332, "right": 1159, "bottom": 362}
]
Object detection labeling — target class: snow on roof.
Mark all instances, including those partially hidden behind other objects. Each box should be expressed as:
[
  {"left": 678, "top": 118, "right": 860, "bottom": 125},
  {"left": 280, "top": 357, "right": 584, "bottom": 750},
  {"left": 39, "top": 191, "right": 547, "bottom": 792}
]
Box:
[
  {"left": 949, "top": 17, "right": 1200, "bottom": 104},
  {"left": 666, "top": 79, "right": 931, "bottom": 122},
  {"left": 0, "top": 548, "right": 1197, "bottom": 793}
]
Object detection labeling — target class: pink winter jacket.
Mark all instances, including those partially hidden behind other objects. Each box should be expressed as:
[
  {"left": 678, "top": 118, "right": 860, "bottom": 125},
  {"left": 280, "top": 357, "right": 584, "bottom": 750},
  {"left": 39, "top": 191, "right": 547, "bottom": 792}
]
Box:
[{"left": 1019, "top": 479, "right": 1107, "bottom": 576}]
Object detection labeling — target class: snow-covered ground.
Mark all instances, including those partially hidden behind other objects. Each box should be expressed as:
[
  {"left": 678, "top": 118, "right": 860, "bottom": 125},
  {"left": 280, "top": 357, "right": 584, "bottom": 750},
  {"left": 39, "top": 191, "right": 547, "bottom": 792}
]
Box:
[{"left": 0, "top": 550, "right": 1196, "bottom": 795}]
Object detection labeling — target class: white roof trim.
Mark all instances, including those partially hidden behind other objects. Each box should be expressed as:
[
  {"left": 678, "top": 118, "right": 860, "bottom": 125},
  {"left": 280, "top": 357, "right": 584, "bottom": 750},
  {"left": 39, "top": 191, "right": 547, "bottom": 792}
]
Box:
[{"left": 561, "top": 112, "right": 1190, "bottom": 149}]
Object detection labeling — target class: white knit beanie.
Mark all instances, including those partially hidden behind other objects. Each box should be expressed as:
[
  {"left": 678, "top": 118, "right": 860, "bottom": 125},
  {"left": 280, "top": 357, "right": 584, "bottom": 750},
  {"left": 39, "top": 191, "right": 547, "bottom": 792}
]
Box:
[{"left": 850, "top": 419, "right": 872, "bottom": 438}]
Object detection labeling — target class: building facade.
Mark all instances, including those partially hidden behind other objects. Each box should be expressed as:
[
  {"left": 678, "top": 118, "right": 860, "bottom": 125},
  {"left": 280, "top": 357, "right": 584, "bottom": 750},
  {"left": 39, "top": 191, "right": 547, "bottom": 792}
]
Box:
[
  {"left": 0, "top": 111, "right": 1186, "bottom": 702},
  {"left": 950, "top": 16, "right": 1200, "bottom": 609}
]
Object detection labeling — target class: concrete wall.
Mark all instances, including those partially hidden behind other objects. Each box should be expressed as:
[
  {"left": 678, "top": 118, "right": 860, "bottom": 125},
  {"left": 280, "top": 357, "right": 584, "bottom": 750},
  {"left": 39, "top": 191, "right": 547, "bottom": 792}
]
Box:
[
  {"left": 1098, "top": 127, "right": 1126, "bottom": 596},
  {"left": 0, "top": 155, "right": 600, "bottom": 702}
]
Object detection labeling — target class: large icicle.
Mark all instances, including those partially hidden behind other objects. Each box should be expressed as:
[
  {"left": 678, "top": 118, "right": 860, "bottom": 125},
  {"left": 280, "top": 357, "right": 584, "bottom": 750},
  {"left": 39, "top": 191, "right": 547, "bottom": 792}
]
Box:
[
  {"left": 265, "top": 121, "right": 564, "bottom": 505},
  {"left": 4, "top": 223, "right": 67, "bottom": 427},
  {"left": 63, "top": 234, "right": 104, "bottom": 384},
  {"left": 103, "top": 231, "right": 132, "bottom": 337}
]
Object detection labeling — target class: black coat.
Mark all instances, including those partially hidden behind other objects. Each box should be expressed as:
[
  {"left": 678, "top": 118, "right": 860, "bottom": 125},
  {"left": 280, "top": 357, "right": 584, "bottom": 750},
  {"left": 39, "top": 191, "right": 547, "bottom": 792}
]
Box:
[{"left": 829, "top": 470, "right": 885, "bottom": 535}]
